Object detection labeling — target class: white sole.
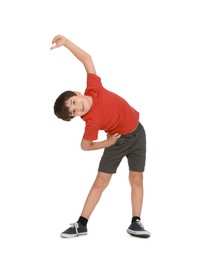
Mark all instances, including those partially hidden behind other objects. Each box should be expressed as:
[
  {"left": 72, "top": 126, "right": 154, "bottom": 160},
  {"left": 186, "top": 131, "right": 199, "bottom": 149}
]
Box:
[
  {"left": 60, "top": 232, "right": 87, "bottom": 238},
  {"left": 127, "top": 229, "right": 151, "bottom": 238}
]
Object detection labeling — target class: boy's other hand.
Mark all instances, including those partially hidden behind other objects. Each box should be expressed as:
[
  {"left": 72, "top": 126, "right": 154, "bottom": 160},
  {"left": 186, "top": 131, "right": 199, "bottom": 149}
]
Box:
[
  {"left": 107, "top": 133, "right": 121, "bottom": 146},
  {"left": 50, "top": 35, "right": 67, "bottom": 50}
]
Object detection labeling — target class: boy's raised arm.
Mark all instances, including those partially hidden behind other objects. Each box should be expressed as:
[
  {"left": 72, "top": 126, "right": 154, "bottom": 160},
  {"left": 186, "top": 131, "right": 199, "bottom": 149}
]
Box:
[{"left": 51, "top": 35, "right": 96, "bottom": 74}]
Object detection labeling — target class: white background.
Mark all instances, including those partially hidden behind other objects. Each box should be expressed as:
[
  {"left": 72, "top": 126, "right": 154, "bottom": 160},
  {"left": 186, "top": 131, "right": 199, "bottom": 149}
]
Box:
[{"left": 0, "top": 0, "right": 204, "bottom": 259}]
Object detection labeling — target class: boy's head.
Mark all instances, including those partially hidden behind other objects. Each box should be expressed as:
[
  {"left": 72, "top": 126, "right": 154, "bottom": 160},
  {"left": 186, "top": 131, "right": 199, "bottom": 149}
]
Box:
[
  {"left": 54, "top": 91, "right": 77, "bottom": 121},
  {"left": 54, "top": 91, "right": 92, "bottom": 121}
]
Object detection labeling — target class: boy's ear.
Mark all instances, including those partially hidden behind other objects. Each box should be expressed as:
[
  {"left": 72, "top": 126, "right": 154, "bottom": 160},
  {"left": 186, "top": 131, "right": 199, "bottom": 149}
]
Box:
[{"left": 74, "top": 91, "right": 82, "bottom": 96}]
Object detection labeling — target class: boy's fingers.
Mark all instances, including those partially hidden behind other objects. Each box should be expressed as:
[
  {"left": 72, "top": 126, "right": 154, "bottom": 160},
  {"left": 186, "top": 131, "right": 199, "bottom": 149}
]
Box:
[
  {"left": 52, "top": 35, "right": 61, "bottom": 43},
  {"left": 50, "top": 45, "right": 57, "bottom": 50}
]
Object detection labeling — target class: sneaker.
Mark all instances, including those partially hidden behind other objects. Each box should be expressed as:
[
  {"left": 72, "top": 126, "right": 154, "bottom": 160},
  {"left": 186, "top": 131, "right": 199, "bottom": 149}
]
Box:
[
  {"left": 127, "top": 220, "right": 151, "bottom": 238},
  {"left": 60, "top": 222, "right": 88, "bottom": 238}
]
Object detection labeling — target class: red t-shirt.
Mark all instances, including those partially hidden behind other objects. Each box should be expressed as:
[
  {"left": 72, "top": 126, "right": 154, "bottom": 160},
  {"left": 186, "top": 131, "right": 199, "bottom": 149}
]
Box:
[{"left": 81, "top": 74, "right": 139, "bottom": 140}]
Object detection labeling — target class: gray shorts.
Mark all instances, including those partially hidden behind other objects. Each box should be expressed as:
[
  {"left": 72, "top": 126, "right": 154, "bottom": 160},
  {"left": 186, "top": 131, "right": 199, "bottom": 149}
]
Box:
[{"left": 98, "top": 122, "right": 146, "bottom": 174}]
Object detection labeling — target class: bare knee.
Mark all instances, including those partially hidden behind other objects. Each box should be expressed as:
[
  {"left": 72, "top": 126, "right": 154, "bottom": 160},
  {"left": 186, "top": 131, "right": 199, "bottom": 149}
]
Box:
[
  {"left": 129, "top": 171, "right": 143, "bottom": 187},
  {"left": 93, "top": 172, "right": 112, "bottom": 190}
]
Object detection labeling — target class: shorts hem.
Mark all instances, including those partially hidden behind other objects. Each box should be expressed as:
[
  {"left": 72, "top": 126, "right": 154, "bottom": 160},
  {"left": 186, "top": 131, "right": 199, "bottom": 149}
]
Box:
[
  {"left": 129, "top": 168, "right": 145, "bottom": 173},
  {"left": 98, "top": 169, "right": 116, "bottom": 174}
]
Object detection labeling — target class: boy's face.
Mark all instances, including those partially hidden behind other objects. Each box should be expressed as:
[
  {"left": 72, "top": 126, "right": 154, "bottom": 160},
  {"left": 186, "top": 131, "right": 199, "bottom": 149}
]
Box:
[{"left": 65, "top": 93, "right": 92, "bottom": 117}]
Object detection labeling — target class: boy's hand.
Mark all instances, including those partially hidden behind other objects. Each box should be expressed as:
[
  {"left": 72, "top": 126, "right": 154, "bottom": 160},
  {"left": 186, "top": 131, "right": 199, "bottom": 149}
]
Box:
[
  {"left": 50, "top": 34, "right": 96, "bottom": 74},
  {"left": 107, "top": 133, "right": 121, "bottom": 146},
  {"left": 50, "top": 35, "right": 67, "bottom": 50}
]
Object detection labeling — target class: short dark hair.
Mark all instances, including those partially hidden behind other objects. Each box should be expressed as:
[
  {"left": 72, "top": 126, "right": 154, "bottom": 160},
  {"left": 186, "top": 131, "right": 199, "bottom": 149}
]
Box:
[{"left": 54, "top": 91, "right": 77, "bottom": 121}]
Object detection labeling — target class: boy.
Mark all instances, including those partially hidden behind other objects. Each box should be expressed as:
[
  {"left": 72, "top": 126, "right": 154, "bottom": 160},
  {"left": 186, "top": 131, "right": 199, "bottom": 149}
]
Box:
[{"left": 51, "top": 35, "right": 151, "bottom": 238}]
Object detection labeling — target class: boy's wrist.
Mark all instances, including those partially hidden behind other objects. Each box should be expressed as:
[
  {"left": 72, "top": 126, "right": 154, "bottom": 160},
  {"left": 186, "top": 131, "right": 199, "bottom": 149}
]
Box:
[
  {"left": 106, "top": 139, "right": 115, "bottom": 147},
  {"left": 63, "top": 38, "right": 69, "bottom": 46}
]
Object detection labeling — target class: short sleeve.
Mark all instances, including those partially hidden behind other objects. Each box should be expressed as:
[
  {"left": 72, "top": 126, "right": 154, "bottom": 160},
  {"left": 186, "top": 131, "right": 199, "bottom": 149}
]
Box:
[
  {"left": 83, "top": 123, "right": 99, "bottom": 141},
  {"left": 85, "top": 74, "right": 103, "bottom": 94}
]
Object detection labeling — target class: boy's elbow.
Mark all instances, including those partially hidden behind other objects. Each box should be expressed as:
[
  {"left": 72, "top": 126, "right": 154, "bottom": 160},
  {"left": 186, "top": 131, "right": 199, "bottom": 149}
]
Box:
[
  {"left": 81, "top": 144, "right": 88, "bottom": 151},
  {"left": 83, "top": 55, "right": 96, "bottom": 74},
  {"left": 82, "top": 53, "right": 91, "bottom": 64},
  {"left": 81, "top": 139, "right": 92, "bottom": 151}
]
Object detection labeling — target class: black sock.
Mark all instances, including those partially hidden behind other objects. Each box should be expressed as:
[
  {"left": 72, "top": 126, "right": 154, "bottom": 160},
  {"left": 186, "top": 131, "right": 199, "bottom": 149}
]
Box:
[
  {"left": 77, "top": 216, "right": 88, "bottom": 226},
  {"left": 132, "top": 216, "right": 140, "bottom": 223}
]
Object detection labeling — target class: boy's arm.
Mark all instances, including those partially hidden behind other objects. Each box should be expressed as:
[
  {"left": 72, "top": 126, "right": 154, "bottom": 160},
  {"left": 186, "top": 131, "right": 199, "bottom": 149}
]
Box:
[
  {"left": 81, "top": 133, "right": 121, "bottom": 151},
  {"left": 51, "top": 35, "right": 96, "bottom": 74}
]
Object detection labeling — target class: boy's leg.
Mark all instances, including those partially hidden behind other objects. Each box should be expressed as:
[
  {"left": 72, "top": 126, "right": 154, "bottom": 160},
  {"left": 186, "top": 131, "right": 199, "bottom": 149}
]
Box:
[
  {"left": 80, "top": 171, "right": 113, "bottom": 219},
  {"left": 129, "top": 171, "right": 143, "bottom": 217},
  {"left": 60, "top": 171, "right": 112, "bottom": 238},
  {"left": 127, "top": 171, "right": 150, "bottom": 238}
]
